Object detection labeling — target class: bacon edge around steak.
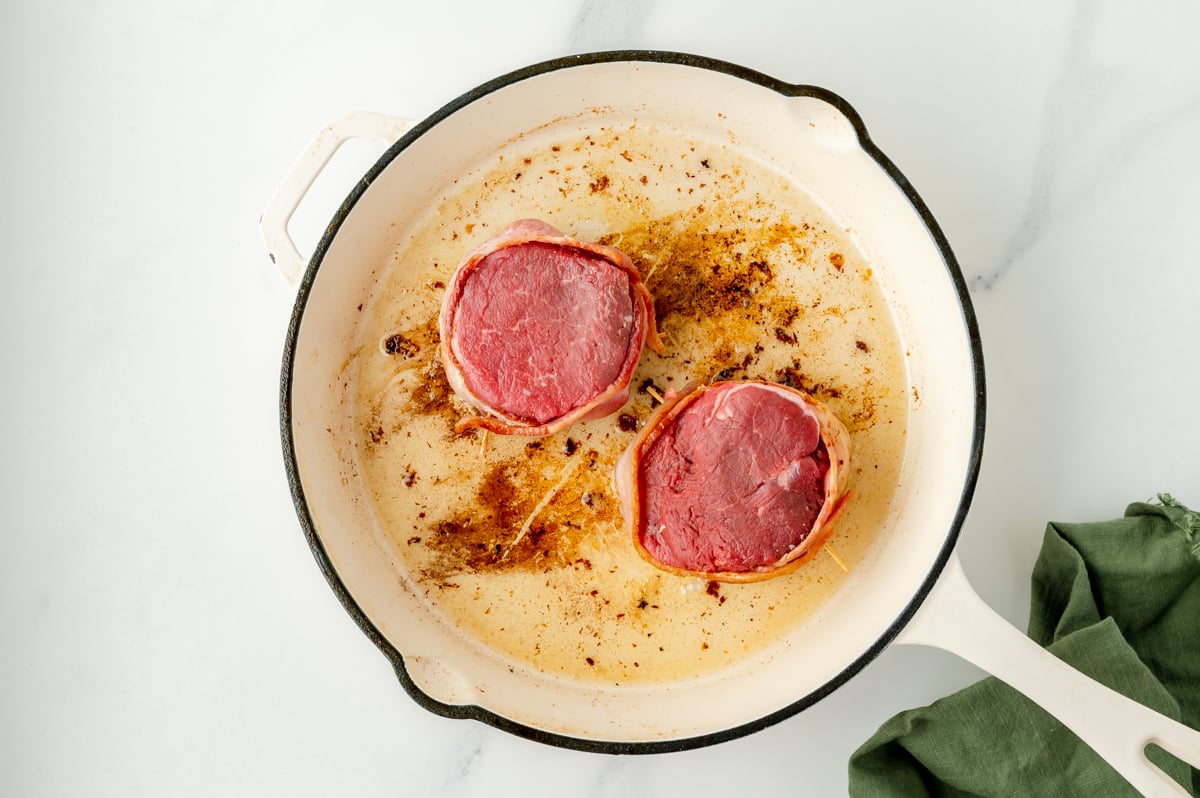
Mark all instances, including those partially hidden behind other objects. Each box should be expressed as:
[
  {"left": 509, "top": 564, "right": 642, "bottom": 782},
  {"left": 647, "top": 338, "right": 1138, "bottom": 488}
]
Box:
[
  {"left": 439, "top": 219, "right": 664, "bottom": 437},
  {"left": 614, "top": 380, "right": 851, "bottom": 583}
]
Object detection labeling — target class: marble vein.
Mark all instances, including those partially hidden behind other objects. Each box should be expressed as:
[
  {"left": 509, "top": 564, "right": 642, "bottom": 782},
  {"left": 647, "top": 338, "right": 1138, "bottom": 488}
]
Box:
[
  {"left": 972, "top": 0, "right": 1200, "bottom": 293},
  {"left": 972, "top": 0, "right": 1103, "bottom": 293},
  {"left": 567, "top": 0, "right": 654, "bottom": 53},
  {"left": 436, "top": 727, "right": 485, "bottom": 797}
]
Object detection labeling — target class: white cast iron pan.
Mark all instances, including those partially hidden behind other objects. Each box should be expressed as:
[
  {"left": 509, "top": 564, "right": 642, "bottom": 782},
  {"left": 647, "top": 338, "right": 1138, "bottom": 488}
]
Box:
[{"left": 263, "top": 52, "right": 1199, "bottom": 795}]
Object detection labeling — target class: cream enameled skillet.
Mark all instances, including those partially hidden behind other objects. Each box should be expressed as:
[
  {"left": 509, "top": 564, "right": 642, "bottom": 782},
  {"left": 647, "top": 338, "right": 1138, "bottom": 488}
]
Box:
[{"left": 263, "top": 52, "right": 1198, "bottom": 795}]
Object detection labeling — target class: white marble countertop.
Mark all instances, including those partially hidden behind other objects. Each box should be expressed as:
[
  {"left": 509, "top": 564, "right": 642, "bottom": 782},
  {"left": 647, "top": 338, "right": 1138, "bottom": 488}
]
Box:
[{"left": 3, "top": 1, "right": 1199, "bottom": 795}]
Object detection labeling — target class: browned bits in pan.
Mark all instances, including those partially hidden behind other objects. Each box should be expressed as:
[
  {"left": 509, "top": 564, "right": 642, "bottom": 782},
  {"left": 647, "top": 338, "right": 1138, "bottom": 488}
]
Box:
[
  {"left": 382, "top": 329, "right": 418, "bottom": 355},
  {"left": 350, "top": 120, "right": 909, "bottom": 684}
]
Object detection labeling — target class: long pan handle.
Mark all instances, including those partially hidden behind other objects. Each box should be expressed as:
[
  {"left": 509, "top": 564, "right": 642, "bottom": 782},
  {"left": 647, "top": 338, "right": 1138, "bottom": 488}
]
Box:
[{"left": 895, "top": 552, "right": 1200, "bottom": 797}]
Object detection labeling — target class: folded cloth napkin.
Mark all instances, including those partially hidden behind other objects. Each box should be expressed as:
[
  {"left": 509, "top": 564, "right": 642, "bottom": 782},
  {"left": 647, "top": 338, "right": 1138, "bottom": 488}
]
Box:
[{"left": 848, "top": 495, "right": 1200, "bottom": 797}]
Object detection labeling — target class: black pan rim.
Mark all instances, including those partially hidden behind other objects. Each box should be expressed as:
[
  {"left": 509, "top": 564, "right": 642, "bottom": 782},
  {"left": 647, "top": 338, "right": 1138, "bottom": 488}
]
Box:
[{"left": 279, "top": 48, "right": 986, "bottom": 755}]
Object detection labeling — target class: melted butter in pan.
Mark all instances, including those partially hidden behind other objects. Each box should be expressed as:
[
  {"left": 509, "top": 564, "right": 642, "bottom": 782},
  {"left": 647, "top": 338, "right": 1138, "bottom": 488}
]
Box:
[{"left": 351, "top": 121, "right": 909, "bottom": 684}]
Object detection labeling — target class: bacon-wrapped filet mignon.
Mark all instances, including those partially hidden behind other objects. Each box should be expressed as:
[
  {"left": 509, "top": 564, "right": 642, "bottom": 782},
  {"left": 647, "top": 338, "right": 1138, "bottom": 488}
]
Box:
[
  {"left": 439, "top": 219, "right": 663, "bottom": 436},
  {"left": 615, "top": 380, "right": 851, "bottom": 582}
]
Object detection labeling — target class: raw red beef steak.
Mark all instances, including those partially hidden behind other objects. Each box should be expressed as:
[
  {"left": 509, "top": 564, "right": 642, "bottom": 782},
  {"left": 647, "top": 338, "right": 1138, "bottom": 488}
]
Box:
[
  {"left": 439, "top": 219, "right": 662, "bottom": 436},
  {"left": 615, "top": 380, "right": 850, "bottom": 581}
]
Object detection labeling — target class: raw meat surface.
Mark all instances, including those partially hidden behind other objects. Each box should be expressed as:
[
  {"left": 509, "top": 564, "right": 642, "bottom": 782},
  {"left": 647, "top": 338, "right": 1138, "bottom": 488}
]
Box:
[
  {"left": 451, "top": 242, "right": 637, "bottom": 425},
  {"left": 439, "top": 219, "right": 662, "bottom": 436},
  {"left": 639, "top": 382, "right": 831, "bottom": 572}
]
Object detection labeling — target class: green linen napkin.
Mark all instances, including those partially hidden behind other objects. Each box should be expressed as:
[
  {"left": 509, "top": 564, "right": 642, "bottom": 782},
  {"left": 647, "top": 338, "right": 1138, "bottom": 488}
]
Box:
[{"left": 848, "top": 495, "right": 1200, "bottom": 797}]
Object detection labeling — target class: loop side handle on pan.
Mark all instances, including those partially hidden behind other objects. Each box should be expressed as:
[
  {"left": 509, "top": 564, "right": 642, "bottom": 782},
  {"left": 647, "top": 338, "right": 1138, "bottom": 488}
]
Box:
[
  {"left": 896, "top": 553, "right": 1200, "bottom": 797},
  {"left": 261, "top": 111, "right": 413, "bottom": 286}
]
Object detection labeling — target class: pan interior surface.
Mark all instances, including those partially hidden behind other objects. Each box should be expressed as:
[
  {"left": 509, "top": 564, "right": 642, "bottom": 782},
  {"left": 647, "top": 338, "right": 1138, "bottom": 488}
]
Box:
[{"left": 286, "top": 57, "right": 979, "bottom": 744}]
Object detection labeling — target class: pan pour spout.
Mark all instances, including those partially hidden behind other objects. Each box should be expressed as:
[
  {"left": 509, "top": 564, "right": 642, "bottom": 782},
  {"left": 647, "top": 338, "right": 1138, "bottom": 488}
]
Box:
[
  {"left": 439, "top": 219, "right": 663, "bottom": 437},
  {"left": 615, "top": 380, "right": 851, "bottom": 582}
]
